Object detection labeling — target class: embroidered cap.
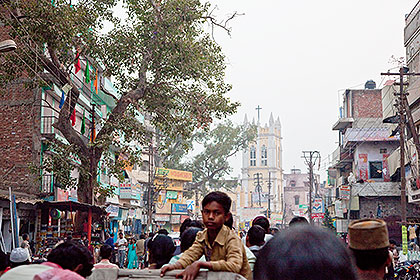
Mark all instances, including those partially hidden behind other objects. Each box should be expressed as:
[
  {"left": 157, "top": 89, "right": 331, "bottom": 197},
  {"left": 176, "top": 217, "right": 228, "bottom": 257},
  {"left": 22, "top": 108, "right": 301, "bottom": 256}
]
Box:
[{"left": 348, "top": 218, "right": 389, "bottom": 250}]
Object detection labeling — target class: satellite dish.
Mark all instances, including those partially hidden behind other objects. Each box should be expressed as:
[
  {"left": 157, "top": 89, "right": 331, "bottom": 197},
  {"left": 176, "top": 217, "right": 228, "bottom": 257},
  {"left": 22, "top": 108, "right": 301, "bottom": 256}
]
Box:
[{"left": 0, "top": 40, "right": 16, "bottom": 53}]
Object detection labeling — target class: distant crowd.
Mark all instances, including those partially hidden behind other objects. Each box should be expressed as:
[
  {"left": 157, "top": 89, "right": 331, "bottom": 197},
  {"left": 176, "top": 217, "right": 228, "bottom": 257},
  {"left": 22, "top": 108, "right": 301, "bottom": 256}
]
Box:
[{"left": 0, "top": 191, "right": 401, "bottom": 280}]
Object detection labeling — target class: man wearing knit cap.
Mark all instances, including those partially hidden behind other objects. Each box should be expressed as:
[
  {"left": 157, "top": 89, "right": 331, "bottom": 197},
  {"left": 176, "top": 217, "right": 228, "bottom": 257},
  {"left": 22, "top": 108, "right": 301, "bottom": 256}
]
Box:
[{"left": 348, "top": 219, "right": 392, "bottom": 280}]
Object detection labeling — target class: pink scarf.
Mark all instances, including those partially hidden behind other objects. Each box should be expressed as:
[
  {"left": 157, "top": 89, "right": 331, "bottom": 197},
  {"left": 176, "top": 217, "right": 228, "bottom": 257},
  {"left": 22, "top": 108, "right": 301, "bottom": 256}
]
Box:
[{"left": 33, "top": 262, "right": 85, "bottom": 280}]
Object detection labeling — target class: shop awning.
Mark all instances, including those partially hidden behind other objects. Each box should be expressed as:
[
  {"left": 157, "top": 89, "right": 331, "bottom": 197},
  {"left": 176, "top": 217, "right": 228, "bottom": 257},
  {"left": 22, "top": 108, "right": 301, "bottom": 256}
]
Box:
[{"left": 36, "top": 201, "right": 105, "bottom": 215}]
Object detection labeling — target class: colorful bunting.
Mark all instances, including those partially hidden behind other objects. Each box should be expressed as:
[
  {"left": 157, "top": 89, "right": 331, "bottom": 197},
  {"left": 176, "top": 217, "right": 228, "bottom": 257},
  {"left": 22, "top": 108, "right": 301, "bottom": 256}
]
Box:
[
  {"left": 70, "top": 108, "right": 76, "bottom": 126},
  {"left": 85, "top": 60, "right": 90, "bottom": 83},
  {"left": 94, "top": 69, "right": 98, "bottom": 94},
  {"left": 59, "top": 90, "right": 65, "bottom": 109},
  {"left": 81, "top": 110, "right": 86, "bottom": 135},
  {"left": 74, "top": 53, "right": 81, "bottom": 74}
]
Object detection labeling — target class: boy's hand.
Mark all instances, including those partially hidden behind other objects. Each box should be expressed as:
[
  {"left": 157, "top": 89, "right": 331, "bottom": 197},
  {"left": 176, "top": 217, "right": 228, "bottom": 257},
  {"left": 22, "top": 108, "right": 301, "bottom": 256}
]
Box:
[
  {"left": 160, "top": 264, "right": 177, "bottom": 277},
  {"left": 176, "top": 261, "right": 201, "bottom": 280}
]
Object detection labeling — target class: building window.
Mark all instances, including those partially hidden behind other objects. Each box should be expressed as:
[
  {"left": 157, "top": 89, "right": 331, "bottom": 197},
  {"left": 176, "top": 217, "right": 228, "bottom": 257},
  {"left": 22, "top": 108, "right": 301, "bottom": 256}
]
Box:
[
  {"left": 290, "top": 180, "right": 296, "bottom": 187},
  {"left": 261, "top": 145, "right": 267, "bottom": 166},
  {"left": 294, "top": 195, "right": 299, "bottom": 205},
  {"left": 250, "top": 146, "right": 256, "bottom": 166},
  {"left": 380, "top": 148, "right": 387, "bottom": 154},
  {"left": 369, "top": 161, "right": 383, "bottom": 179}
]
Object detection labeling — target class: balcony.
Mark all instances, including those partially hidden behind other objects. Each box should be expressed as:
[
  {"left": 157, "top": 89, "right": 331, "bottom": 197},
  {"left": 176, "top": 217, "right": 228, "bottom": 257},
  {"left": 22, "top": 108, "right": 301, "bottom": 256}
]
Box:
[
  {"left": 332, "top": 118, "right": 354, "bottom": 131},
  {"left": 330, "top": 146, "right": 353, "bottom": 169},
  {"left": 41, "top": 115, "right": 58, "bottom": 139}
]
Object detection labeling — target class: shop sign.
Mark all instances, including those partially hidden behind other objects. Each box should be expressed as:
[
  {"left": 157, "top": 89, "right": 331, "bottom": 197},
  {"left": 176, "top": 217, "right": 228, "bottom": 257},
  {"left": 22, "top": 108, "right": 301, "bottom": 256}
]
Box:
[
  {"left": 312, "top": 198, "right": 324, "bottom": 214},
  {"left": 339, "top": 185, "right": 350, "bottom": 200},
  {"left": 106, "top": 205, "right": 119, "bottom": 217},
  {"left": 56, "top": 188, "right": 69, "bottom": 202},
  {"left": 180, "top": 215, "right": 190, "bottom": 223},
  {"left": 119, "top": 184, "right": 132, "bottom": 199},
  {"left": 171, "top": 215, "right": 181, "bottom": 224},
  {"left": 172, "top": 203, "right": 188, "bottom": 214},
  {"left": 166, "top": 190, "right": 178, "bottom": 200},
  {"left": 155, "top": 168, "right": 193, "bottom": 181},
  {"left": 311, "top": 213, "right": 325, "bottom": 219},
  {"left": 155, "top": 214, "right": 170, "bottom": 222}
]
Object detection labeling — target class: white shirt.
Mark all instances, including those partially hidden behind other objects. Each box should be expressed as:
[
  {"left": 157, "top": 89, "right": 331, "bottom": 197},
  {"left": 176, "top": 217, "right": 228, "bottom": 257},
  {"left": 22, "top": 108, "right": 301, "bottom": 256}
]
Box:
[{"left": 116, "top": 238, "right": 127, "bottom": 250}]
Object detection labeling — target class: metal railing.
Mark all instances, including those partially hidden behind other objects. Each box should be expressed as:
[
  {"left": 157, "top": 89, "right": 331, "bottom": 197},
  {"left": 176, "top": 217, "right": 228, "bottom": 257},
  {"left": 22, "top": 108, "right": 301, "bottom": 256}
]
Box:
[
  {"left": 41, "top": 174, "right": 54, "bottom": 194},
  {"left": 41, "top": 115, "right": 57, "bottom": 135}
]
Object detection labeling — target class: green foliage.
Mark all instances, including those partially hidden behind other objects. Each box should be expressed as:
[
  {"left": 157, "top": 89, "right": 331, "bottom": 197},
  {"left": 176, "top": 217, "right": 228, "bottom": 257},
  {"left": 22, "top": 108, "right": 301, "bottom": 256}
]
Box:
[
  {"left": 164, "top": 121, "right": 257, "bottom": 197},
  {"left": 0, "top": 0, "right": 239, "bottom": 203}
]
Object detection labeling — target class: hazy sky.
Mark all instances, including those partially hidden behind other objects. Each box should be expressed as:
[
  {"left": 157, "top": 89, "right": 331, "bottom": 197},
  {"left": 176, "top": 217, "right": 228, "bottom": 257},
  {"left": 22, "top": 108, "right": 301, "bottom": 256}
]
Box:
[{"left": 205, "top": 0, "right": 419, "bottom": 179}]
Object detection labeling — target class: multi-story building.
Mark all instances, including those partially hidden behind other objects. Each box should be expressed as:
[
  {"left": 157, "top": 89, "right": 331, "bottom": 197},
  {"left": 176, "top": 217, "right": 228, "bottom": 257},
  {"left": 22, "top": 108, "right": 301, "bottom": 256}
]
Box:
[
  {"left": 327, "top": 81, "right": 416, "bottom": 241},
  {"left": 236, "top": 113, "right": 283, "bottom": 228},
  {"left": 283, "top": 169, "right": 320, "bottom": 224},
  {"left": 153, "top": 167, "right": 192, "bottom": 232}
]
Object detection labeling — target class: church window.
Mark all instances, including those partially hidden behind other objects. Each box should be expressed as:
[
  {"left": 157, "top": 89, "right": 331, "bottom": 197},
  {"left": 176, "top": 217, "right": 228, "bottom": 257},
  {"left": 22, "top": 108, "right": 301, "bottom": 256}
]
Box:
[
  {"left": 294, "top": 195, "right": 300, "bottom": 205},
  {"left": 250, "top": 146, "right": 256, "bottom": 166},
  {"left": 261, "top": 145, "right": 267, "bottom": 166},
  {"left": 290, "top": 180, "right": 296, "bottom": 187}
]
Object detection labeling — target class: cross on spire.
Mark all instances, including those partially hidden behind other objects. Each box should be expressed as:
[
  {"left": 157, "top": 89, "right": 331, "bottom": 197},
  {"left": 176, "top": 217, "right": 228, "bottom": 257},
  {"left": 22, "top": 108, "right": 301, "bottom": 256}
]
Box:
[{"left": 256, "top": 105, "right": 262, "bottom": 124}]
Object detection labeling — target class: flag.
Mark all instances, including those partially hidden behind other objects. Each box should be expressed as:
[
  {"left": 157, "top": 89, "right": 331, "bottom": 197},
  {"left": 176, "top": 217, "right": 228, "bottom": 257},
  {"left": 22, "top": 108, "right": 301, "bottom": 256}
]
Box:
[
  {"left": 70, "top": 109, "right": 76, "bottom": 126},
  {"left": 74, "top": 53, "right": 81, "bottom": 74},
  {"left": 59, "top": 90, "right": 65, "bottom": 109},
  {"left": 81, "top": 110, "right": 85, "bottom": 135},
  {"left": 93, "top": 69, "right": 98, "bottom": 94},
  {"left": 85, "top": 60, "right": 90, "bottom": 83}
]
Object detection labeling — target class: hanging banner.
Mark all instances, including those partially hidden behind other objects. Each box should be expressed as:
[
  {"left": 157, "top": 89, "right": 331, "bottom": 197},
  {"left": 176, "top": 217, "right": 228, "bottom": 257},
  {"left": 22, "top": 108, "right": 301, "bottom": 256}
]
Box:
[
  {"left": 402, "top": 225, "right": 408, "bottom": 255},
  {"left": 358, "top": 154, "right": 368, "bottom": 181},
  {"left": 339, "top": 186, "right": 350, "bottom": 200}
]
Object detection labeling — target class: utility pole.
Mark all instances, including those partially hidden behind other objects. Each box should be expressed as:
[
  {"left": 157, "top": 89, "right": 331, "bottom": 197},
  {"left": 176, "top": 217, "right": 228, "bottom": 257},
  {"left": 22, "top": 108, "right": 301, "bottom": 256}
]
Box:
[
  {"left": 381, "top": 68, "right": 420, "bottom": 227},
  {"left": 266, "top": 172, "right": 273, "bottom": 219},
  {"left": 302, "top": 151, "right": 321, "bottom": 225},
  {"left": 254, "top": 173, "right": 263, "bottom": 206}
]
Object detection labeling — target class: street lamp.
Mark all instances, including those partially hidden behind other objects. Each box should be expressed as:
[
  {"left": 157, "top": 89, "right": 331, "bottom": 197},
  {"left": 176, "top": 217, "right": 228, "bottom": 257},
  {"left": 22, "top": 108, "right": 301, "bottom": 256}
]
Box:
[{"left": 0, "top": 40, "right": 16, "bottom": 53}]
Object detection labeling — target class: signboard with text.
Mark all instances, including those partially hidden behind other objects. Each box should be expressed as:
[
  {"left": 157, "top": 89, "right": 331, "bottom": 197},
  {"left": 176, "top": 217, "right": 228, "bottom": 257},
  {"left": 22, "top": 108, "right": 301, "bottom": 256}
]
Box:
[
  {"left": 155, "top": 168, "right": 193, "bottom": 181},
  {"left": 119, "top": 184, "right": 132, "bottom": 199},
  {"left": 172, "top": 203, "right": 188, "bottom": 214}
]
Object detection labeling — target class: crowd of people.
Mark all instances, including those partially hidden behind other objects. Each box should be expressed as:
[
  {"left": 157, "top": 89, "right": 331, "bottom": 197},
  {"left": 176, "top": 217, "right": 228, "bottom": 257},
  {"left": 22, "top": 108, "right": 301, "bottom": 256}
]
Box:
[{"left": 0, "top": 191, "right": 408, "bottom": 280}]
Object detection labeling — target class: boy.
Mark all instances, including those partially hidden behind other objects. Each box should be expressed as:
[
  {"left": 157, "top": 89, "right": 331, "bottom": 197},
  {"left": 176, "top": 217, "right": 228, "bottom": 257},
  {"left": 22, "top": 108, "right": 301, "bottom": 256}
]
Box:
[
  {"left": 161, "top": 191, "right": 251, "bottom": 280},
  {"left": 246, "top": 225, "right": 265, "bottom": 259}
]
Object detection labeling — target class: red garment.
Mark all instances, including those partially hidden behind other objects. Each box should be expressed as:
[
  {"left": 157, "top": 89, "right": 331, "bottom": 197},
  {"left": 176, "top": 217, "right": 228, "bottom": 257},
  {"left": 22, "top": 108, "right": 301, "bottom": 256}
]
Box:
[{"left": 74, "top": 53, "right": 81, "bottom": 74}]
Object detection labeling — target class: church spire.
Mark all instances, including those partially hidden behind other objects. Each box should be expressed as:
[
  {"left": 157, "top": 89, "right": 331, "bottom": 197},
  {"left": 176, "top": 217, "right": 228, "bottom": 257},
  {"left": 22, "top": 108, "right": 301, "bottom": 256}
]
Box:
[
  {"left": 269, "top": 113, "right": 274, "bottom": 126},
  {"left": 243, "top": 114, "right": 248, "bottom": 124}
]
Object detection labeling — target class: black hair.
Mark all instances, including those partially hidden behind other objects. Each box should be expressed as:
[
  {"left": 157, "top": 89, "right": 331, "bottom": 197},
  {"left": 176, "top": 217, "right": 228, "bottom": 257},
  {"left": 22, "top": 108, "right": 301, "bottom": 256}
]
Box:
[
  {"left": 180, "top": 218, "right": 192, "bottom": 236},
  {"left": 148, "top": 234, "right": 175, "bottom": 269},
  {"left": 0, "top": 249, "right": 8, "bottom": 272},
  {"left": 389, "top": 240, "right": 397, "bottom": 246},
  {"left": 47, "top": 241, "right": 94, "bottom": 278},
  {"left": 140, "top": 234, "right": 146, "bottom": 239},
  {"left": 289, "top": 216, "right": 309, "bottom": 227},
  {"left": 248, "top": 225, "right": 265, "bottom": 246},
  {"left": 180, "top": 227, "right": 203, "bottom": 252},
  {"left": 225, "top": 215, "right": 233, "bottom": 229},
  {"left": 67, "top": 234, "right": 73, "bottom": 241},
  {"left": 350, "top": 247, "right": 389, "bottom": 271},
  {"left": 180, "top": 219, "right": 204, "bottom": 237},
  {"left": 202, "top": 191, "right": 231, "bottom": 214},
  {"left": 254, "top": 225, "right": 358, "bottom": 280},
  {"left": 22, "top": 233, "right": 29, "bottom": 241},
  {"left": 99, "top": 244, "right": 113, "bottom": 260},
  {"left": 157, "top": 229, "right": 169, "bottom": 235},
  {"left": 253, "top": 216, "right": 270, "bottom": 233}
]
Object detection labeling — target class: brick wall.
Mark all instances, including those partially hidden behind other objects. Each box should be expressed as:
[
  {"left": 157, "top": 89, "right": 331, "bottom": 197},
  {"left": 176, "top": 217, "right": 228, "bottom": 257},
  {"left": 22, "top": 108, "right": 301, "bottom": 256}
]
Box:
[
  {"left": 352, "top": 89, "right": 383, "bottom": 118},
  {"left": 0, "top": 82, "right": 41, "bottom": 196},
  {"left": 359, "top": 196, "right": 420, "bottom": 242}
]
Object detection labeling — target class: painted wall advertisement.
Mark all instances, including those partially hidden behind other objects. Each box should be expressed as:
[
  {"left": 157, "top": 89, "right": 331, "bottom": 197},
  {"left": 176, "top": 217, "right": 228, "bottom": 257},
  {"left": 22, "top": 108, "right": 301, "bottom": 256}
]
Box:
[{"left": 358, "top": 154, "right": 368, "bottom": 181}]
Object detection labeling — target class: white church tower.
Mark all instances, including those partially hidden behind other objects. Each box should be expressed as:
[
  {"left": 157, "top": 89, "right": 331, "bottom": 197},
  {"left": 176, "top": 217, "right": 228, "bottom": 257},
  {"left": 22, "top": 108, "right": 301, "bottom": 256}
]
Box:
[{"left": 238, "top": 112, "right": 283, "bottom": 227}]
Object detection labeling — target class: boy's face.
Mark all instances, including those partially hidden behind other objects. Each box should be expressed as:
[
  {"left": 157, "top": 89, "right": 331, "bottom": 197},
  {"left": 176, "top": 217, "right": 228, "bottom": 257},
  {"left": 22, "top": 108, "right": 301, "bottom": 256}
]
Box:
[{"left": 202, "top": 201, "right": 230, "bottom": 231}]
